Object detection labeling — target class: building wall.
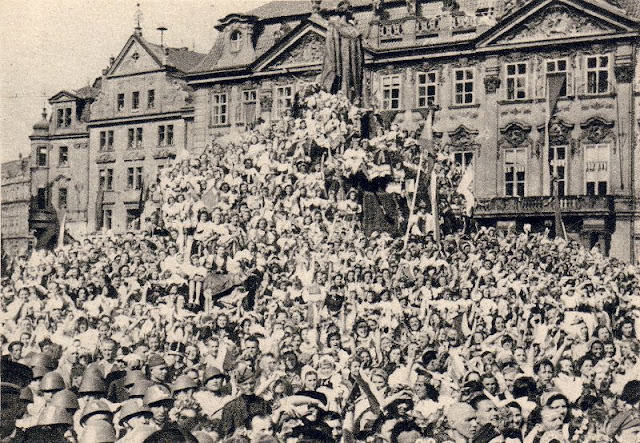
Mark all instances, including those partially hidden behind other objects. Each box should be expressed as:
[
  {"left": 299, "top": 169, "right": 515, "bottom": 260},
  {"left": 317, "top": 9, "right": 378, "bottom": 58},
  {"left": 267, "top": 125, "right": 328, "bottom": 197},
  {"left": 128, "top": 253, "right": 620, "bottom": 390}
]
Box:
[{"left": 1, "top": 160, "right": 32, "bottom": 258}]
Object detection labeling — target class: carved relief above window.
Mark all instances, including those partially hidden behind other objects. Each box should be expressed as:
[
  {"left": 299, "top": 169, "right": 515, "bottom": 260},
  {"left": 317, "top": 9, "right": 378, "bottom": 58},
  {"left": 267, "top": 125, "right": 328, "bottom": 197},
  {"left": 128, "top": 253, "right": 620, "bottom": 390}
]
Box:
[
  {"left": 445, "top": 125, "right": 480, "bottom": 153},
  {"left": 498, "top": 121, "right": 532, "bottom": 159},
  {"left": 579, "top": 116, "right": 616, "bottom": 149},
  {"left": 535, "top": 118, "right": 576, "bottom": 158}
]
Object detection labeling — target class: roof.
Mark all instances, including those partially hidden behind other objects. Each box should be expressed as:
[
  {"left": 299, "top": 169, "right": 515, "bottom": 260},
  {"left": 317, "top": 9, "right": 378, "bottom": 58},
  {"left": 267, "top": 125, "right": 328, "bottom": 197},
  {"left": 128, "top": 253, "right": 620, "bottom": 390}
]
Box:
[
  {"left": 142, "top": 38, "right": 206, "bottom": 73},
  {"left": 2, "top": 159, "right": 30, "bottom": 180},
  {"left": 616, "top": 0, "right": 640, "bottom": 17},
  {"left": 74, "top": 86, "right": 101, "bottom": 99},
  {"left": 247, "top": 0, "right": 372, "bottom": 19}
]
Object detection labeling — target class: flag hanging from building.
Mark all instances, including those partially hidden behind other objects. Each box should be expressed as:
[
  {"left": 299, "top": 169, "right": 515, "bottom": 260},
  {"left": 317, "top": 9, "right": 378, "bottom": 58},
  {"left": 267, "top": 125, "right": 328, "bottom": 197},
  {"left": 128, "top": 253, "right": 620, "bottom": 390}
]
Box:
[
  {"left": 547, "top": 72, "right": 567, "bottom": 119},
  {"left": 95, "top": 189, "right": 104, "bottom": 230},
  {"left": 430, "top": 167, "right": 441, "bottom": 243},
  {"left": 57, "top": 211, "right": 67, "bottom": 249},
  {"left": 457, "top": 161, "right": 475, "bottom": 216}
]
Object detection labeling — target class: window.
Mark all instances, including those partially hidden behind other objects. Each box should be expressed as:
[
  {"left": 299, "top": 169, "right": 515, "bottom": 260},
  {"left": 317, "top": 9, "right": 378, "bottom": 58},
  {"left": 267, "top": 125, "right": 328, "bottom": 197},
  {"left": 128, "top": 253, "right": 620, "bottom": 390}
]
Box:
[
  {"left": 37, "top": 146, "right": 48, "bottom": 167},
  {"left": 117, "top": 93, "right": 125, "bottom": 111},
  {"left": 454, "top": 151, "right": 474, "bottom": 168},
  {"left": 230, "top": 31, "right": 242, "bottom": 52},
  {"left": 147, "top": 90, "right": 155, "bottom": 109},
  {"left": 99, "top": 168, "right": 114, "bottom": 191},
  {"left": 100, "top": 130, "right": 114, "bottom": 151},
  {"left": 584, "top": 143, "right": 609, "bottom": 195},
  {"left": 546, "top": 59, "right": 568, "bottom": 97},
  {"left": 548, "top": 145, "right": 567, "bottom": 197},
  {"left": 211, "top": 93, "right": 228, "bottom": 125},
  {"left": 132, "top": 91, "right": 140, "bottom": 110},
  {"left": 506, "top": 63, "right": 528, "bottom": 100},
  {"left": 417, "top": 71, "right": 437, "bottom": 107},
  {"left": 136, "top": 128, "right": 143, "bottom": 148},
  {"left": 504, "top": 148, "right": 526, "bottom": 197},
  {"left": 381, "top": 74, "right": 402, "bottom": 110},
  {"left": 127, "top": 209, "right": 140, "bottom": 230},
  {"left": 242, "top": 90, "right": 257, "bottom": 124},
  {"left": 453, "top": 68, "right": 474, "bottom": 105},
  {"left": 127, "top": 167, "right": 143, "bottom": 189},
  {"left": 128, "top": 128, "right": 134, "bottom": 148},
  {"left": 586, "top": 55, "right": 610, "bottom": 95},
  {"left": 58, "top": 187, "right": 68, "bottom": 209},
  {"left": 102, "top": 209, "right": 113, "bottom": 230},
  {"left": 36, "top": 188, "right": 48, "bottom": 209},
  {"left": 275, "top": 86, "right": 293, "bottom": 119},
  {"left": 64, "top": 108, "right": 71, "bottom": 127},
  {"left": 158, "top": 125, "right": 174, "bottom": 146},
  {"left": 58, "top": 146, "right": 69, "bottom": 167},
  {"left": 57, "top": 109, "right": 64, "bottom": 128}
]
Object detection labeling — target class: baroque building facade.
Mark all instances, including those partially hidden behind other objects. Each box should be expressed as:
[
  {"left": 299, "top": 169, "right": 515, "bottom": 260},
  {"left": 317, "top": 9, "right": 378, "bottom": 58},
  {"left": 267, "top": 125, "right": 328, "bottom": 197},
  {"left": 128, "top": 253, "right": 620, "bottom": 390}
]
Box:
[
  {"left": 1, "top": 157, "right": 33, "bottom": 258},
  {"left": 185, "top": 0, "right": 640, "bottom": 261}
]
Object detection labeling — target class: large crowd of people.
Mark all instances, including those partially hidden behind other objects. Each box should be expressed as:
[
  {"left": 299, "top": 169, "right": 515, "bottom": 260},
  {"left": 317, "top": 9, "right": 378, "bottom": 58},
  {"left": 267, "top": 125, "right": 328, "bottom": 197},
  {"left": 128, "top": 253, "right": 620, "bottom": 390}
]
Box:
[{"left": 2, "top": 88, "right": 640, "bottom": 443}]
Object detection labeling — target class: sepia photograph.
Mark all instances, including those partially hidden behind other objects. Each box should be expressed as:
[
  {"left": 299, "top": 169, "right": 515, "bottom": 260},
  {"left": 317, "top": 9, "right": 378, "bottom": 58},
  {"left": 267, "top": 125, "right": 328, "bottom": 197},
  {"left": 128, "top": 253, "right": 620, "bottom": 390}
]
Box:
[{"left": 1, "top": 0, "right": 640, "bottom": 441}]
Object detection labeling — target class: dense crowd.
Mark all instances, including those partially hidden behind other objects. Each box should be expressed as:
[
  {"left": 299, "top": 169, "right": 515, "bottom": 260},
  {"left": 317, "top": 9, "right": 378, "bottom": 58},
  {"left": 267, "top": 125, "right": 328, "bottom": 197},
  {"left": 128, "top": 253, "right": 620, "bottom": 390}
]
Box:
[{"left": 2, "top": 89, "right": 640, "bottom": 443}]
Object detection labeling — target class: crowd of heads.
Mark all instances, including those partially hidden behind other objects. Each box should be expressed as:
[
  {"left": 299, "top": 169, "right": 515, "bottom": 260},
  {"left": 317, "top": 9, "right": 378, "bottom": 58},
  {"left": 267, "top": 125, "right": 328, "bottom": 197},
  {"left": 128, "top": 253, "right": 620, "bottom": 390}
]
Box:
[{"left": 2, "top": 88, "right": 640, "bottom": 442}]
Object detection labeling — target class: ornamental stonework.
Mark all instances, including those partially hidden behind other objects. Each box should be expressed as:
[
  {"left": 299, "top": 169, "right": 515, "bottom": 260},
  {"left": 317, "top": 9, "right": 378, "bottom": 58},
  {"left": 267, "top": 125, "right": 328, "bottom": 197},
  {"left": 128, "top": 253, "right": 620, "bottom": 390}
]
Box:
[
  {"left": 498, "top": 5, "right": 609, "bottom": 44},
  {"left": 445, "top": 125, "right": 480, "bottom": 153},
  {"left": 536, "top": 118, "right": 576, "bottom": 158},
  {"left": 580, "top": 116, "right": 615, "bottom": 145},
  {"left": 498, "top": 121, "right": 532, "bottom": 159},
  {"left": 272, "top": 32, "right": 325, "bottom": 68}
]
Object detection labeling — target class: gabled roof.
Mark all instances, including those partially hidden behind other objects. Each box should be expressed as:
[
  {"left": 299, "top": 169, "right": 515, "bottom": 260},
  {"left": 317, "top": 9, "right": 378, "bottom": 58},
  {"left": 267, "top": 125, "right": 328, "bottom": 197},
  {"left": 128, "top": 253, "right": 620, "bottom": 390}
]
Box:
[
  {"left": 49, "top": 86, "right": 100, "bottom": 104},
  {"left": 1, "top": 158, "right": 30, "bottom": 180},
  {"left": 247, "top": 0, "right": 373, "bottom": 19}
]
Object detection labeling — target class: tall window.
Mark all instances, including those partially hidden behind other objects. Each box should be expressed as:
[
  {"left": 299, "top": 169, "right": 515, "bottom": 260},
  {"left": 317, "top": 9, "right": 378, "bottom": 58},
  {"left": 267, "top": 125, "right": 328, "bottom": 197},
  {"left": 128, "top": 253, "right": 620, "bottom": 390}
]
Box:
[
  {"left": 230, "top": 31, "right": 242, "bottom": 52},
  {"left": 57, "top": 109, "right": 64, "bottom": 127},
  {"left": 546, "top": 59, "right": 568, "bottom": 97},
  {"left": 58, "top": 146, "right": 69, "bottom": 167},
  {"left": 100, "top": 130, "right": 114, "bottom": 151},
  {"left": 117, "top": 93, "right": 125, "bottom": 111},
  {"left": 132, "top": 91, "right": 140, "bottom": 110},
  {"left": 127, "top": 209, "right": 140, "bottom": 230},
  {"left": 100, "top": 168, "right": 114, "bottom": 191},
  {"left": 454, "top": 151, "right": 474, "bottom": 168},
  {"left": 158, "top": 125, "right": 174, "bottom": 146},
  {"left": 211, "top": 93, "right": 228, "bottom": 125},
  {"left": 506, "top": 63, "right": 528, "bottom": 100},
  {"left": 129, "top": 127, "right": 143, "bottom": 149},
  {"left": 584, "top": 143, "right": 609, "bottom": 195},
  {"left": 453, "top": 68, "right": 474, "bottom": 105},
  {"left": 586, "top": 55, "right": 610, "bottom": 95},
  {"left": 275, "top": 86, "right": 293, "bottom": 119},
  {"left": 102, "top": 208, "right": 113, "bottom": 230},
  {"left": 127, "top": 167, "right": 143, "bottom": 189},
  {"left": 549, "top": 145, "right": 567, "bottom": 197},
  {"left": 381, "top": 74, "right": 402, "bottom": 110},
  {"left": 242, "top": 90, "right": 257, "bottom": 124},
  {"left": 37, "top": 188, "right": 48, "bottom": 209},
  {"left": 64, "top": 108, "right": 71, "bottom": 126},
  {"left": 58, "top": 187, "right": 68, "bottom": 209},
  {"left": 504, "top": 148, "right": 526, "bottom": 197},
  {"left": 147, "top": 89, "right": 155, "bottom": 108},
  {"left": 37, "top": 146, "right": 48, "bottom": 166},
  {"left": 417, "top": 71, "right": 437, "bottom": 107}
]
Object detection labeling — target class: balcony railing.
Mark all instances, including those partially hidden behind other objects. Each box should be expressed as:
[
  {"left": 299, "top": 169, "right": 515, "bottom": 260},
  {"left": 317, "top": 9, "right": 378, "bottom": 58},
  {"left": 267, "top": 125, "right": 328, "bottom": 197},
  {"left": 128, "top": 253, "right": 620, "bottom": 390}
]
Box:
[
  {"left": 377, "top": 13, "right": 485, "bottom": 46},
  {"left": 474, "top": 195, "right": 613, "bottom": 218}
]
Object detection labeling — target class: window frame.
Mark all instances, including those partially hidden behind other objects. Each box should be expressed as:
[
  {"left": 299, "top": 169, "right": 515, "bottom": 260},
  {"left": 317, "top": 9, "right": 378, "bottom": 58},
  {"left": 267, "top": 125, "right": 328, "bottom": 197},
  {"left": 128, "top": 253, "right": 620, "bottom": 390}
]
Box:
[
  {"left": 505, "top": 62, "right": 528, "bottom": 101},
  {"left": 37, "top": 146, "right": 48, "bottom": 167},
  {"left": 147, "top": 89, "right": 155, "bottom": 109},
  {"left": 583, "top": 142, "right": 610, "bottom": 195},
  {"left": 453, "top": 68, "right": 475, "bottom": 105},
  {"left": 416, "top": 71, "right": 438, "bottom": 108},
  {"left": 585, "top": 55, "right": 611, "bottom": 95},
  {"left": 381, "top": 74, "right": 402, "bottom": 110},
  {"left": 242, "top": 89, "right": 258, "bottom": 124},
  {"left": 545, "top": 58, "right": 569, "bottom": 98},
  {"left": 275, "top": 86, "right": 293, "bottom": 119},
  {"left": 548, "top": 145, "right": 567, "bottom": 197},
  {"left": 132, "top": 91, "right": 140, "bottom": 110},
  {"left": 117, "top": 93, "right": 125, "bottom": 111},
  {"left": 58, "top": 146, "right": 69, "bottom": 167},
  {"left": 504, "top": 147, "right": 527, "bottom": 197},
  {"left": 230, "top": 30, "right": 242, "bottom": 52},
  {"left": 211, "top": 93, "right": 229, "bottom": 125},
  {"left": 102, "top": 208, "right": 113, "bottom": 230},
  {"left": 454, "top": 151, "right": 474, "bottom": 168}
]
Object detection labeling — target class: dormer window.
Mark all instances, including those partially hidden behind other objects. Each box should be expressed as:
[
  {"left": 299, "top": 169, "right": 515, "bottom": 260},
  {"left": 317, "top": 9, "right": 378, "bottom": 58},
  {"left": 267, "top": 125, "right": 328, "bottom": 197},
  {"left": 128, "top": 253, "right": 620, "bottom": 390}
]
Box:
[{"left": 230, "top": 30, "right": 242, "bottom": 52}]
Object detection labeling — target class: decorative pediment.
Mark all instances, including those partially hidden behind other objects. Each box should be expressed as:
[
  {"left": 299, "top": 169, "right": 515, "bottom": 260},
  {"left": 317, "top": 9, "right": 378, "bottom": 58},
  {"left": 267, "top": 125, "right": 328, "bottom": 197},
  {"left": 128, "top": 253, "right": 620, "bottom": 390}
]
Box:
[
  {"left": 258, "top": 28, "right": 325, "bottom": 72},
  {"left": 107, "top": 36, "right": 163, "bottom": 78},
  {"left": 446, "top": 125, "right": 480, "bottom": 152},
  {"left": 580, "top": 116, "right": 615, "bottom": 144},
  {"left": 124, "top": 151, "right": 146, "bottom": 162},
  {"left": 477, "top": 0, "right": 635, "bottom": 48},
  {"left": 49, "top": 91, "right": 79, "bottom": 103},
  {"left": 498, "top": 121, "right": 533, "bottom": 158},
  {"left": 536, "top": 118, "right": 576, "bottom": 157},
  {"left": 153, "top": 149, "right": 177, "bottom": 160},
  {"left": 96, "top": 153, "right": 116, "bottom": 164}
]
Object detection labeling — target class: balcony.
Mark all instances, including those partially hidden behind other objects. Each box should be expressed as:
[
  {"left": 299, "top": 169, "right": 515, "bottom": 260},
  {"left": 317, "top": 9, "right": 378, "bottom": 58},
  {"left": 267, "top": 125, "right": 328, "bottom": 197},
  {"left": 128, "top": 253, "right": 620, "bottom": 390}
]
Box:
[{"left": 474, "top": 195, "right": 614, "bottom": 218}]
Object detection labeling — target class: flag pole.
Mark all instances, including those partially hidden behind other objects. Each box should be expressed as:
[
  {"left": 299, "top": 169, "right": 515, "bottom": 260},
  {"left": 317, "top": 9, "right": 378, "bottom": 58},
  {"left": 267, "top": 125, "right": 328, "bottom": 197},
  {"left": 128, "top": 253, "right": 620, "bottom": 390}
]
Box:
[{"left": 402, "top": 107, "right": 434, "bottom": 250}]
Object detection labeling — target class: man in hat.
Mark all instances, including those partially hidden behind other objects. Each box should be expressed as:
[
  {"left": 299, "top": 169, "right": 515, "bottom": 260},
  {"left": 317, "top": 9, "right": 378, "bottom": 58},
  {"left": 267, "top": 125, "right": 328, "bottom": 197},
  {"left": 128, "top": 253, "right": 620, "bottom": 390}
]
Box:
[
  {"left": 147, "top": 354, "right": 170, "bottom": 389},
  {"left": 217, "top": 365, "right": 271, "bottom": 438},
  {"left": 1, "top": 359, "right": 32, "bottom": 442},
  {"left": 194, "top": 366, "right": 233, "bottom": 419}
]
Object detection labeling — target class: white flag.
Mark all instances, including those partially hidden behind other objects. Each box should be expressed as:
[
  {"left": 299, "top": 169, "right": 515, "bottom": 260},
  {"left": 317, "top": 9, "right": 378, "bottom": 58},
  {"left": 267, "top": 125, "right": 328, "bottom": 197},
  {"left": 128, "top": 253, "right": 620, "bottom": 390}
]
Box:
[{"left": 457, "top": 161, "right": 475, "bottom": 216}]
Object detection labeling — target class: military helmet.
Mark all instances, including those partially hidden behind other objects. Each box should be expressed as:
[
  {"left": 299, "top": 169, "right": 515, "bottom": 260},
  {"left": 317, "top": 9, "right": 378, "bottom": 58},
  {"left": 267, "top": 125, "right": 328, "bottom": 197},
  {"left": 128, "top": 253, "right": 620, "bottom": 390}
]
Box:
[
  {"left": 40, "top": 371, "right": 65, "bottom": 392},
  {"left": 118, "top": 399, "right": 152, "bottom": 426},
  {"left": 78, "top": 371, "right": 106, "bottom": 394},
  {"left": 80, "top": 399, "right": 113, "bottom": 425},
  {"left": 79, "top": 420, "right": 116, "bottom": 443},
  {"left": 143, "top": 384, "right": 173, "bottom": 406},
  {"left": 37, "top": 405, "right": 73, "bottom": 426},
  {"left": 129, "top": 379, "right": 154, "bottom": 398},
  {"left": 123, "top": 369, "right": 145, "bottom": 388},
  {"left": 20, "top": 386, "right": 33, "bottom": 403},
  {"left": 51, "top": 389, "right": 79, "bottom": 410},
  {"left": 171, "top": 375, "right": 197, "bottom": 394}
]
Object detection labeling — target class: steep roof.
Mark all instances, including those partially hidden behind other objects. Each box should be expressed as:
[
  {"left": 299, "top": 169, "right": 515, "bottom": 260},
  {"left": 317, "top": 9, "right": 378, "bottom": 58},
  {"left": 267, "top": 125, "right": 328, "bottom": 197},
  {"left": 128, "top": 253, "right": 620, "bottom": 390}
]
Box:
[
  {"left": 247, "top": 0, "right": 372, "bottom": 19},
  {"left": 2, "top": 158, "right": 30, "bottom": 180},
  {"left": 142, "top": 38, "right": 206, "bottom": 72},
  {"left": 616, "top": 0, "right": 640, "bottom": 17}
]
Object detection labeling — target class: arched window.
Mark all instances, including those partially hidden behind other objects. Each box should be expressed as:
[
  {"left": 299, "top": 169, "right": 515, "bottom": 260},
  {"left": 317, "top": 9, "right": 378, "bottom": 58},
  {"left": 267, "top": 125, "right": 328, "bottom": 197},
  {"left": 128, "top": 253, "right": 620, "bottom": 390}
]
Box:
[{"left": 230, "top": 30, "right": 242, "bottom": 52}]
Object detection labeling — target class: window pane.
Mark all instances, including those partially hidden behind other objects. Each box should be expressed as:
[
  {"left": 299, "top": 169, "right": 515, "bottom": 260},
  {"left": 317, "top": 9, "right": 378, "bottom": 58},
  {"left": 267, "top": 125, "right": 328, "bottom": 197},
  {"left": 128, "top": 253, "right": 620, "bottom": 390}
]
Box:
[
  {"left": 598, "top": 181, "right": 607, "bottom": 195},
  {"left": 586, "top": 182, "right": 595, "bottom": 195},
  {"left": 587, "top": 57, "right": 596, "bottom": 68}
]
